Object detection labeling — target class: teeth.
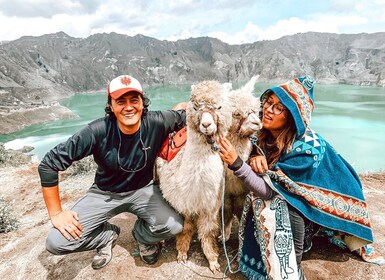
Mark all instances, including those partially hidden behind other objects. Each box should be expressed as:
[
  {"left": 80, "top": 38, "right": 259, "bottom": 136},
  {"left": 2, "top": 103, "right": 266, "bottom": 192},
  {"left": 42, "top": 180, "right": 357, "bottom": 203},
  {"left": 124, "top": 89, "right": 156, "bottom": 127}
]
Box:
[{"left": 124, "top": 113, "right": 135, "bottom": 117}]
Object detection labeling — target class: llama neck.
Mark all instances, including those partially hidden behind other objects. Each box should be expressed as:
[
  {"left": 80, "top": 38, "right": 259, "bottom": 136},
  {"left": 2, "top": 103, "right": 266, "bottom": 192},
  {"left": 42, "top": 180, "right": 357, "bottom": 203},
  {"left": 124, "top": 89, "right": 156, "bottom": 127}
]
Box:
[
  {"left": 227, "top": 133, "right": 253, "bottom": 161},
  {"left": 185, "top": 128, "right": 218, "bottom": 153}
]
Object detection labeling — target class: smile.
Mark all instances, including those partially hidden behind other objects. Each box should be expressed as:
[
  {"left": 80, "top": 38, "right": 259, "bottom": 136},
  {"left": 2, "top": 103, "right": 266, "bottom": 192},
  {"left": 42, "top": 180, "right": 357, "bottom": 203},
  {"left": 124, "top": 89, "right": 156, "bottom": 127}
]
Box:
[
  {"left": 264, "top": 114, "right": 273, "bottom": 121},
  {"left": 124, "top": 113, "right": 136, "bottom": 118}
]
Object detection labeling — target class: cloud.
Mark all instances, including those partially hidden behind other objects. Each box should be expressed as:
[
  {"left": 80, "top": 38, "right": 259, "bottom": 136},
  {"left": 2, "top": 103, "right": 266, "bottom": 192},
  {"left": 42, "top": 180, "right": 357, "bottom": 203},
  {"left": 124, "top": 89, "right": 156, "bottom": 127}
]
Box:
[
  {"left": 0, "top": 0, "right": 384, "bottom": 43},
  {"left": 207, "top": 14, "right": 369, "bottom": 44},
  {"left": 165, "top": 0, "right": 256, "bottom": 14},
  {"left": 328, "top": 0, "right": 385, "bottom": 24},
  {"left": 208, "top": 22, "right": 263, "bottom": 45},
  {"left": 0, "top": 13, "right": 93, "bottom": 40},
  {"left": 0, "top": 0, "right": 102, "bottom": 18}
]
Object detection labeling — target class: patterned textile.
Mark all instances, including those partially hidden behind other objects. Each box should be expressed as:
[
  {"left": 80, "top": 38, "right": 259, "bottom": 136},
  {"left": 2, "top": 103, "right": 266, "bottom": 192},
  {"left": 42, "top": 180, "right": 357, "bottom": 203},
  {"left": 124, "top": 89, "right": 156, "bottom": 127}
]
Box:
[
  {"left": 318, "top": 229, "right": 385, "bottom": 265},
  {"left": 356, "top": 244, "right": 385, "bottom": 265},
  {"left": 265, "top": 127, "right": 373, "bottom": 247},
  {"left": 238, "top": 194, "right": 300, "bottom": 279}
]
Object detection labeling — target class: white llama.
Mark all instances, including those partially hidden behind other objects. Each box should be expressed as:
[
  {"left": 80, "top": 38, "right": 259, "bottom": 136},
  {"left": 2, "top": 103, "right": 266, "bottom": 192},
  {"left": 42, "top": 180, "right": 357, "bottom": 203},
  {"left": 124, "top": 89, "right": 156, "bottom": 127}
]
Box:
[
  {"left": 157, "top": 80, "right": 232, "bottom": 273},
  {"left": 222, "top": 76, "right": 262, "bottom": 241}
]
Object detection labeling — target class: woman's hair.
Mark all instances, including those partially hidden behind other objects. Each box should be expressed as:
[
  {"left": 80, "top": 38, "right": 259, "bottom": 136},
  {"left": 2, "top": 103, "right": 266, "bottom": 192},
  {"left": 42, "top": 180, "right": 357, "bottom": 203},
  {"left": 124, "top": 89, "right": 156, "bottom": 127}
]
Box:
[
  {"left": 104, "top": 94, "right": 150, "bottom": 119},
  {"left": 257, "top": 91, "right": 297, "bottom": 168}
]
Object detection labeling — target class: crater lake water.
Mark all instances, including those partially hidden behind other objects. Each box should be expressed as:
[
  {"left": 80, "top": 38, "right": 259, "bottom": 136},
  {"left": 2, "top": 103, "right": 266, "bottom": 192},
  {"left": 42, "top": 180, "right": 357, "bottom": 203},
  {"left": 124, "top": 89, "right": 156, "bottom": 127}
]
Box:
[{"left": 1, "top": 82, "right": 385, "bottom": 173}]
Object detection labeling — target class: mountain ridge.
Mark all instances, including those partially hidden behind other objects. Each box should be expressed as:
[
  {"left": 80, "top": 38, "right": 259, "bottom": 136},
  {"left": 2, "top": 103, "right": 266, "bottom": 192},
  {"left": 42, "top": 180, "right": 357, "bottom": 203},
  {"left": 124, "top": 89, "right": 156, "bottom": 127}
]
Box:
[{"left": 0, "top": 31, "right": 385, "bottom": 134}]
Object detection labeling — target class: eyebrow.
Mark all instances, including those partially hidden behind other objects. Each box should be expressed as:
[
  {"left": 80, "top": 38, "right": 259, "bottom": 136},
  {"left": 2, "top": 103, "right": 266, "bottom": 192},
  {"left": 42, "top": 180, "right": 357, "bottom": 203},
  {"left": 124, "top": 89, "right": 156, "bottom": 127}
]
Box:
[
  {"left": 267, "top": 97, "right": 283, "bottom": 106},
  {"left": 116, "top": 94, "right": 140, "bottom": 101}
]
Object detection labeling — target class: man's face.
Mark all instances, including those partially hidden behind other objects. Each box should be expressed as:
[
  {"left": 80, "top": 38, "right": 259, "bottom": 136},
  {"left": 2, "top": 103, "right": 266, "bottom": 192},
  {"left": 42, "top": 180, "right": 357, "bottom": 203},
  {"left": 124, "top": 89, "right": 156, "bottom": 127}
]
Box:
[{"left": 110, "top": 91, "right": 143, "bottom": 134}]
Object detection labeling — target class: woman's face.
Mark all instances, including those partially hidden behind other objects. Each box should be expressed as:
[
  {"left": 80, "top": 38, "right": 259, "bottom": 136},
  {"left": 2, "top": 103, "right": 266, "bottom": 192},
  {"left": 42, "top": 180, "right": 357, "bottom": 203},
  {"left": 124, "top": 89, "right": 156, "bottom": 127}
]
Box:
[{"left": 262, "top": 93, "right": 288, "bottom": 138}]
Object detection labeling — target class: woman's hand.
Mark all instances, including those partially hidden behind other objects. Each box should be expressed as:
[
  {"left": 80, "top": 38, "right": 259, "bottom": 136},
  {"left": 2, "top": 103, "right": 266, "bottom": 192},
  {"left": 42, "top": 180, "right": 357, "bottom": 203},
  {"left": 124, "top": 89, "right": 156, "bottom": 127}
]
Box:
[
  {"left": 250, "top": 155, "right": 268, "bottom": 174},
  {"left": 50, "top": 210, "right": 83, "bottom": 241},
  {"left": 218, "top": 137, "right": 238, "bottom": 165}
]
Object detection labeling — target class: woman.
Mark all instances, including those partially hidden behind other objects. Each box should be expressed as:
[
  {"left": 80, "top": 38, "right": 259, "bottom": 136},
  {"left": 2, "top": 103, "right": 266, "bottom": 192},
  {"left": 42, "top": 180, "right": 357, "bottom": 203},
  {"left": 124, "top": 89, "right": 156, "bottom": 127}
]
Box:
[{"left": 219, "top": 76, "right": 383, "bottom": 279}]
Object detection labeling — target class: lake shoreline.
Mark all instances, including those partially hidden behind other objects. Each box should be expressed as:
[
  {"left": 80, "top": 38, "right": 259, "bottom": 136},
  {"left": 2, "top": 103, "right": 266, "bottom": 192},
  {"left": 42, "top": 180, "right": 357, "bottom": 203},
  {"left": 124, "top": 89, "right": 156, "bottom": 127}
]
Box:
[
  {"left": 1, "top": 83, "right": 385, "bottom": 172},
  {"left": 0, "top": 103, "right": 77, "bottom": 135},
  {"left": 2, "top": 81, "right": 385, "bottom": 137}
]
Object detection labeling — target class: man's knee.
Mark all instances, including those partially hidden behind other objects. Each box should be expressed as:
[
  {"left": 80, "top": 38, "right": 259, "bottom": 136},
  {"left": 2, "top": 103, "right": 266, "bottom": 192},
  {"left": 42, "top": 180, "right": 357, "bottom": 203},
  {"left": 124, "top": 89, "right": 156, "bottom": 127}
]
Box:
[
  {"left": 167, "top": 214, "right": 184, "bottom": 236},
  {"left": 46, "top": 228, "right": 74, "bottom": 255}
]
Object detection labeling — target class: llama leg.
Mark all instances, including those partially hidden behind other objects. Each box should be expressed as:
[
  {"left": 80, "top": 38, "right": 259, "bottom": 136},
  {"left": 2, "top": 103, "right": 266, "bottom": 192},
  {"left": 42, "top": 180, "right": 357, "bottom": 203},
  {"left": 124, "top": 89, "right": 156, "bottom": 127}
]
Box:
[
  {"left": 197, "top": 214, "right": 220, "bottom": 273},
  {"left": 233, "top": 192, "right": 247, "bottom": 220},
  {"left": 221, "top": 194, "right": 234, "bottom": 242},
  {"left": 176, "top": 215, "right": 195, "bottom": 263}
]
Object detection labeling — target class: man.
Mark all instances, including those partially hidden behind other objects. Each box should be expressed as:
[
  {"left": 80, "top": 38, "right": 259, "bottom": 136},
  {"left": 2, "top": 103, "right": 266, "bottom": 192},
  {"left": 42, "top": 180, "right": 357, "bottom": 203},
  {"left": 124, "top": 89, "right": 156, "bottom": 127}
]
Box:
[{"left": 38, "top": 75, "right": 186, "bottom": 269}]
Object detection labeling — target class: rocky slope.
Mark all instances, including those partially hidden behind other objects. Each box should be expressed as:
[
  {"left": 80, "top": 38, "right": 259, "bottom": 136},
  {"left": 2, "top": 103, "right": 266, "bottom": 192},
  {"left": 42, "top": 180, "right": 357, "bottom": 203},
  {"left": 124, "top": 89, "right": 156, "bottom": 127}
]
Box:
[
  {"left": 0, "top": 155, "right": 384, "bottom": 279},
  {"left": 1, "top": 31, "right": 385, "bottom": 134}
]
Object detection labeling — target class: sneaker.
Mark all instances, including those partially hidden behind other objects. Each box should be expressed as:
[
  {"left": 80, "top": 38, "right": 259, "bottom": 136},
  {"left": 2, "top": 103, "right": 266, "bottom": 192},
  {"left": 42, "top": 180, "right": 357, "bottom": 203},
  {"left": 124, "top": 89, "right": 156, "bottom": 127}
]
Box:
[
  {"left": 132, "top": 230, "right": 161, "bottom": 265},
  {"left": 92, "top": 225, "right": 120, "bottom": 270}
]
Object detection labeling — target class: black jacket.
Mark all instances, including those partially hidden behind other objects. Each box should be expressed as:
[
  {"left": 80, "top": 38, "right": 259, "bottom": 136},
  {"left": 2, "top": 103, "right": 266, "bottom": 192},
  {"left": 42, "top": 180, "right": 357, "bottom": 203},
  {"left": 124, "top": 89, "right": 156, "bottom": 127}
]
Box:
[{"left": 38, "top": 110, "right": 186, "bottom": 193}]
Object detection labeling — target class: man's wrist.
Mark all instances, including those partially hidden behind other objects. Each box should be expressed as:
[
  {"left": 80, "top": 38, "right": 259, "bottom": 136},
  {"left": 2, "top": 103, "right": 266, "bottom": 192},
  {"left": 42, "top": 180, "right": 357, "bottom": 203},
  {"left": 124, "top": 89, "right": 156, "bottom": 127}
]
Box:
[{"left": 50, "top": 210, "right": 63, "bottom": 218}]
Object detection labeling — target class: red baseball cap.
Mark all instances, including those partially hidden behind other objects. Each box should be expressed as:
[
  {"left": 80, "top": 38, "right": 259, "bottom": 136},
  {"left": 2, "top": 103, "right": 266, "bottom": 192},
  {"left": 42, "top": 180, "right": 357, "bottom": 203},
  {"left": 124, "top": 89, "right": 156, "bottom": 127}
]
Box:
[{"left": 107, "top": 75, "right": 143, "bottom": 99}]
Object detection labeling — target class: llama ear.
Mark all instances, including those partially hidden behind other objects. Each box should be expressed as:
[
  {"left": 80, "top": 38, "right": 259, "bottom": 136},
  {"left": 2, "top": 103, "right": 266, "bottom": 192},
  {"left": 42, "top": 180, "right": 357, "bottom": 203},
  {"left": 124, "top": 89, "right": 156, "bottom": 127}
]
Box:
[
  {"left": 222, "top": 82, "right": 233, "bottom": 92},
  {"left": 191, "top": 84, "right": 195, "bottom": 91},
  {"left": 241, "top": 75, "right": 260, "bottom": 94}
]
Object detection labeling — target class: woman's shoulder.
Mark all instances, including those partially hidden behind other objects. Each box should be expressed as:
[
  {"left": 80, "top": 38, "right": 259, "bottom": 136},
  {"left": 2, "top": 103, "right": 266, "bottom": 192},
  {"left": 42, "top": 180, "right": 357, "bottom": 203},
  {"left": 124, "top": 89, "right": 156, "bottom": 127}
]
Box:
[
  {"left": 281, "top": 128, "right": 327, "bottom": 168},
  {"left": 292, "top": 128, "right": 326, "bottom": 153}
]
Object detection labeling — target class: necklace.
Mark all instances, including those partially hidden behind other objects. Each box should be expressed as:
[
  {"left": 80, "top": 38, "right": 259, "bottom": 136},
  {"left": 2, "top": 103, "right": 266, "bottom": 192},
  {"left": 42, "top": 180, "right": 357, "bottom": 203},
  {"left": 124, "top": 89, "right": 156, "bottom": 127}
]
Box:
[{"left": 116, "top": 122, "right": 149, "bottom": 173}]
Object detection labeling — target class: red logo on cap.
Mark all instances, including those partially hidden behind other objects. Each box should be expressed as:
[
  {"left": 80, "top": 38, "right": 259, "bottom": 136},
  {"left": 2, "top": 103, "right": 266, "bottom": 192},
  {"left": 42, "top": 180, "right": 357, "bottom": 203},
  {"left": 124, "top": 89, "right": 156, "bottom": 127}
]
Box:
[{"left": 120, "top": 76, "right": 131, "bottom": 86}]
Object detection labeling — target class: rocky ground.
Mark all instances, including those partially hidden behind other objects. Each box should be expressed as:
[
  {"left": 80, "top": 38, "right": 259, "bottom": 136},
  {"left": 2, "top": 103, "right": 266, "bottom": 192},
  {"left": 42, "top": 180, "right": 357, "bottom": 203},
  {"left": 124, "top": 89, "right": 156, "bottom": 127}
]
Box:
[{"left": 0, "top": 154, "right": 384, "bottom": 279}]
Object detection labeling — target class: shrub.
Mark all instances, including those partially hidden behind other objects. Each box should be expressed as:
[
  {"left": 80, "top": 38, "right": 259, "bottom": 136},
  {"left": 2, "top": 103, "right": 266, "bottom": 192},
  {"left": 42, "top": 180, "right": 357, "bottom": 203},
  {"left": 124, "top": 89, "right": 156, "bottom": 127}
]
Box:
[
  {"left": 0, "top": 143, "right": 32, "bottom": 167},
  {"left": 0, "top": 143, "right": 6, "bottom": 166},
  {"left": 66, "top": 156, "right": 97, "bottom": 176},
  {"left": 0, "top": 198, "right": 19, "bottom": 233}
]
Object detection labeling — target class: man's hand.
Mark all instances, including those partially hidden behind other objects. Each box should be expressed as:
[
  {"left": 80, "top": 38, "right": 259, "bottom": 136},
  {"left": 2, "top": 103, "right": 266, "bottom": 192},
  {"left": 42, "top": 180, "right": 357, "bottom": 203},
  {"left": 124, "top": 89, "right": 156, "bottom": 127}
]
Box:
[
  {"left": 172, "top": 102, "right": 187, "bottom": 110},
  {"left": 42, "top": 186, "right": 83, "bottom": 241},
  {"left": 218, "top": 137, "right": 238, "bottom": 165},
  {"left": 250, "top": 155, "right": 268, "bottom": 174},
  {"left": 50, "top": 210, "right": 83, "bottom": 241}
]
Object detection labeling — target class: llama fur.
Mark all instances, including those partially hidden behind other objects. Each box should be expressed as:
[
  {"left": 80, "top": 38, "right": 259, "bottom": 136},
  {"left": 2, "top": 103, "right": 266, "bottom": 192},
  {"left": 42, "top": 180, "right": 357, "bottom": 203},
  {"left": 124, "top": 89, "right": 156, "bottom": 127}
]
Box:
[
  {"left": 222, "top": 76, "right": 262, "bottom": 241},
  {"left": 156, "top": 80, "right": 232, "bottom": 273}
]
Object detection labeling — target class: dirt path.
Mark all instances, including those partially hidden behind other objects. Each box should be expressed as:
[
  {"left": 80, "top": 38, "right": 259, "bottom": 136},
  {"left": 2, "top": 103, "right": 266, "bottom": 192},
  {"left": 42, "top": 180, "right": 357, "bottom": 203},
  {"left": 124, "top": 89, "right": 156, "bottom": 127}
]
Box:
[{"left": 0, "top": 164, "right": 384, "bottom": 279}]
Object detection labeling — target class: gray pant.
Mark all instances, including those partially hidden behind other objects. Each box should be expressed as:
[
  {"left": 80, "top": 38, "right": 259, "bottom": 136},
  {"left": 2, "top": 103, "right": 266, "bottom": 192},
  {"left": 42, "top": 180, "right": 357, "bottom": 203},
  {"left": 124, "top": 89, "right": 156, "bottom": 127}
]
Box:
[
  {"left": 288, "top": 206, "right": 305, "bottom": 265},
  {"left": 46, "top": 182, "right": 183, "bottom": 255}
]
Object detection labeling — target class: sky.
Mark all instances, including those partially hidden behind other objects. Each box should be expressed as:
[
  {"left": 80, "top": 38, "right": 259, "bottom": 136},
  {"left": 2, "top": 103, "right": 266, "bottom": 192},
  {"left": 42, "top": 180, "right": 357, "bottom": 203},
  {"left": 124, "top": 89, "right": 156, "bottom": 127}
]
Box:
[{"left": 0, "top": 0, "right": 385, "bottom": 44}]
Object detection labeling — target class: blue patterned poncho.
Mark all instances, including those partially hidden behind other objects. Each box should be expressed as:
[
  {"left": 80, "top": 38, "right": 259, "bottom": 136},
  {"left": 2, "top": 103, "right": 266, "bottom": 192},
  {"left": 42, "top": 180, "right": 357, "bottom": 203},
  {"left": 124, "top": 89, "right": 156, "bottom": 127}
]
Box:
[
  {"left": 238, "top": 127, "right": 374, "bottom": 279},
  {"left": 269, "top": 127, "right": 373, "bottom": 243}
]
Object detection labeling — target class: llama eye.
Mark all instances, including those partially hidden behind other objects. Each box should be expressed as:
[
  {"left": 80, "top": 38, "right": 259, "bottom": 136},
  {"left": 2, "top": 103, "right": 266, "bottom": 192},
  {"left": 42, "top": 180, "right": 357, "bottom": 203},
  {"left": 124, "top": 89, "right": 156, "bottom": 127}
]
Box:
[
  {"left": 233, "top": 112, "right": 241, "bottom": 117},
  {"left": 217, "top": 106, "right": 222, "bottom": 110}
]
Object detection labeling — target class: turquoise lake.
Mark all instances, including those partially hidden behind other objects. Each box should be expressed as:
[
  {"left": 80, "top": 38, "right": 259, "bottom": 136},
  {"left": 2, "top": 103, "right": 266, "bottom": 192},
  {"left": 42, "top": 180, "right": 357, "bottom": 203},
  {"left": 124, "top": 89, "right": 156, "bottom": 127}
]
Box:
[{"left": 1, "top": 82, "right": 385, "bottom": 173}]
